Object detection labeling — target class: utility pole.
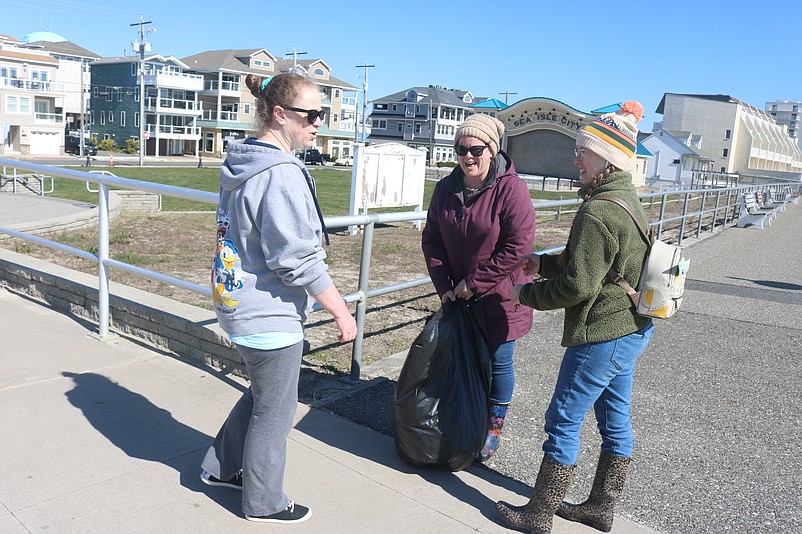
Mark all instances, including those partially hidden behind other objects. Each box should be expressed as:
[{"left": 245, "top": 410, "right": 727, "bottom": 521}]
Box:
[
  {"left": 428, "top": 98, "right": 434, "bottom": 166},
  {"left": 131, "top": 16, "right": 152, "bottom": 167},
  {"left": 286, "top": 47, "right": 307, "bottom": 74},
  {"left": 499, "top": 89, "right": 518, "bottom": 105},
  {"left": 355, "top": 61, "right": 375, "bottom": 146}
]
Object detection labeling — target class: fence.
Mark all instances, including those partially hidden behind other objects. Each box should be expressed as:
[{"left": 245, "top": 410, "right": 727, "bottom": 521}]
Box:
[{"left": 0, "top": 157, "right": 796, "bottom": 380}]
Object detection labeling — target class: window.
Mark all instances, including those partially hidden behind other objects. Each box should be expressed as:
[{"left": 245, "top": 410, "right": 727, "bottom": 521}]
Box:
[
  {"left": 722, "top": 148, "right": 728, "bottom": 158},
  {"left": 93, "top": 87, "right": 99, "bottom": 97},
  {"left": 415, "top": 124, "right": 422, "bottom": 134},
  {"left": 103, "top": 134, "right": 110, "bottom": 141},
  {"left": 725, "top": 129, "right": 731, "bottom": 139},
  {"left": 90, "top": 110, "right": 95, "bottom": 124},
  {"left": 134, "top": 87, "right": 140, "bottom": 102},
  {"left": 117, "top": 88, "right": 123, "bottom": 102},
  {"left": 333, "top": 113, "right": 338, "bottom": 122},
  {"left": 108, "top": 111, "right": 114, "bottom": 123},
  {"left": 6, "top": 95, "right": 31, "bottom": 113},
  {"left": 134, "top": 112, "right": 140, "bottom": 127},
  {"left": 254, "top": 60, "right": 262, "bottom": 66},
  {"left": 205, "top": 132, "right": 214, "bottom": 152},
  {"left": 313, "top": 68, "right": 324, "bottom": 76},
  {"left": 672, "top": 158, "right": 680, "bottom": 165},
  {"left": 335, "top": 89, "right": 340, "bottom": 98},
  {"left": 105, "top": 89, "right": 112, "bottom": 102},
  {"left": 391, "top": 104, "right": 397, "bottom": 112},
  {"left": 372, "top": 119, "right": 387, "bottom": 129},
  {"left": 374, "top": 103, "right": 387, "bottom": 110},
  {"left": 244, "top": 103, "right": 251, "bottom": 114},
  {"left": 397, "top": 123, "right": 403, "bottom": 132},
  {"left": 100, "top": 111, "right": 105, "bottom": 125},
  {"left": 120, "top": 111, "right": 126, "bottom": 126}
]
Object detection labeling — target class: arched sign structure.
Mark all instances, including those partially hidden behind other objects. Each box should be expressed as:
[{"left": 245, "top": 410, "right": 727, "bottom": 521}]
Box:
[{"left": 498, "top": 98, "right": 591, "bottom": 180}]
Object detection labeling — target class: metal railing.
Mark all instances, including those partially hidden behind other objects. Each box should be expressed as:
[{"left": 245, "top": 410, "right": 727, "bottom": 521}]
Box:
[{"left": 0, "top": 157, "right": 797, "bottom": 381}]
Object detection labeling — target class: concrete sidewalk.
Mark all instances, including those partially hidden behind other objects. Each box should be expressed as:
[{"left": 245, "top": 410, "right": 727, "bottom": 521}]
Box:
[{"left": 0, "top": 289, "right": 652, "bottom": 533}]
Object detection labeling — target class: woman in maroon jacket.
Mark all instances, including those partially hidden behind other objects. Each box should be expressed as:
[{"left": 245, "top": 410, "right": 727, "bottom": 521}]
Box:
[{"left": 422, "top": 113, "right": 536, "bottom": 461}]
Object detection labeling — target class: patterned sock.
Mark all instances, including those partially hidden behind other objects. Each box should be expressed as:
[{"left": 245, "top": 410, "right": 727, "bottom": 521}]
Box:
[{"left": 479, "top": 404, "right": 508, "bottom": 461}]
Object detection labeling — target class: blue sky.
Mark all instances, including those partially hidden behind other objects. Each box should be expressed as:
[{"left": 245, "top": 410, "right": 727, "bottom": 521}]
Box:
[{"left": 3, "top": 0, "right": 800, "bottom": 132}]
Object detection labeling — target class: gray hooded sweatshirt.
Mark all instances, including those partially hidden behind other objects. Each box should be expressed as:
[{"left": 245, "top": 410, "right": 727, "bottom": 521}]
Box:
[{"left": 212, "top": 138, "right": 332, "bottom": 337}]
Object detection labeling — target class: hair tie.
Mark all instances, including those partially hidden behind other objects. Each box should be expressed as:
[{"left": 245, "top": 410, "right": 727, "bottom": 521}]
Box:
[{"left": 260, "top": 77, "right": 270, "bottom": 93}]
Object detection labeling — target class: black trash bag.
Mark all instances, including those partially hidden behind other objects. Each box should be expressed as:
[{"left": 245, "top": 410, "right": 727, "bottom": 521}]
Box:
[{"left": 393, "top": 298, "right": 491, "bottom": 471}]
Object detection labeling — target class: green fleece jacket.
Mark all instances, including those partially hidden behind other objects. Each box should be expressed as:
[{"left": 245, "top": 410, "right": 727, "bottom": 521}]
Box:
[{"left": 519, "top": 171, "right": 651, "bottom": 346}]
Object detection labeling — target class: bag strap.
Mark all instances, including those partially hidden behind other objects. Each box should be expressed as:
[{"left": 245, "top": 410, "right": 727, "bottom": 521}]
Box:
[
  {"left": 593, "top": 195, "right": 650, "bottom": 244},
  {"left": 591, "top": 195, "right": 650, "bottom": 308}
]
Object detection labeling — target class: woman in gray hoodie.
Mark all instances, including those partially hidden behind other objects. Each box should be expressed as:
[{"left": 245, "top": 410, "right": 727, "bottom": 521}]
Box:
[{"left": 200, "top": 72, "right": 356, "bottom": 524}]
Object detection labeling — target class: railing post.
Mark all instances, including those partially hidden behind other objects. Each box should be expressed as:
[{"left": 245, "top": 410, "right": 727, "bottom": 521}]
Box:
[
  {"left": 657, "top": 194, "right": 667, "bottom": 240},
  {"left": 349, "top": 219, "right": 375, "bottom": 382},
  {"left": 696, "top": 191, "right": 707, "bottom": 237},
  {"left": 712, "top": 190, "right": 721, "bottom": 232},
  {"left": 678, "top": 192, "right": 690, "bottom": 246},
  {"left": 96, "top": 182, "right": 111, "bottom": 338},
  {"left": 556, "top": 196, "right": 562, "bottom": 222}
]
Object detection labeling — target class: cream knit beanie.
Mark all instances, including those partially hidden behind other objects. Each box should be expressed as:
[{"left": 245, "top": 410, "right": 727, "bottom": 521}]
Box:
[{"left": 454, "top": 113, "right": 505, "bottom": 156}]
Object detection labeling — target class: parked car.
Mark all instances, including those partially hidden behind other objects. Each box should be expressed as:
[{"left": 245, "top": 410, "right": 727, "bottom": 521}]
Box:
[
  {"left": 297, "top": 148, "right": 331, "bottom": 165},
  {"left": 65, "top": 136, "right": 98, "bottom": 156},
  {"left": 334, "top": 156, "right": 354, "bottom": 166}
]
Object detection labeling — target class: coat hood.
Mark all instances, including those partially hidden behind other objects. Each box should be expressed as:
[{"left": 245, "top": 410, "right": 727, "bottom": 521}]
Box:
[{"left": 220, "top": 139, "right": 308, "bottom": 192}]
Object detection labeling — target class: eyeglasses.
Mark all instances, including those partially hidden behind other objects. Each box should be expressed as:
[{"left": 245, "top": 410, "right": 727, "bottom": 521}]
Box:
[
  {"left": 283, "top": 105, "right": 326, "bottom": 124},
  {"left": 574, "top": 148, "right": 586, "bottom": 159},
  {"left": 454, "top": 144, "right": 489, "bottom": 157}
]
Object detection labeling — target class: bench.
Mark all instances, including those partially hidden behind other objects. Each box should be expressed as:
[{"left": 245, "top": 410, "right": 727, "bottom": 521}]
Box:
[
  {"left": 762, "top": 189, "right": 786, "bottom": 213},
  {"left": 736, "top": 192, "right": 772, "bottom": 229},
  {"left": 783, "top": 185, "right": 800, "bottom": 205}
]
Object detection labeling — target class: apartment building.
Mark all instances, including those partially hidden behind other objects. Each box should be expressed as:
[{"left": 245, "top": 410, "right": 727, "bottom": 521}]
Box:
[
  {"left": 657, "top": 93, "right": 802, "bottom": 179},
  {"left": 765, "top": 99, "right": 801, "bottom": 146},
  {"left": 90, "top": 54, "right": 203, "bottom": 156},
  {"left": 368, "top": 85, "right": 488, "bottom": 162},
  {"left": 22, "top": 38, "right": 100, "bottom": 137},
  {"left": 0, "top": 33, "right": 66, "bottom": 155},
  {"left": 181, "top": 49, "right": 358, "bottom": 159}
]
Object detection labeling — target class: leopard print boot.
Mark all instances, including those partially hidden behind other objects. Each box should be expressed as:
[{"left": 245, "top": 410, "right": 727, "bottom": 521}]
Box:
[
  {"left": 495, "top": 455, "right": 574, "bottom": 534},
  {"left": 555, "top": 451, "right": 631, "bottom": 532}
]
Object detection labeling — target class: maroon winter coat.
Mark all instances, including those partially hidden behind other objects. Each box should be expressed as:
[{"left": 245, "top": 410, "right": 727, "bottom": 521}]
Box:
[{"left": 422, "top": 151, "right": 536, "bottom": 345}]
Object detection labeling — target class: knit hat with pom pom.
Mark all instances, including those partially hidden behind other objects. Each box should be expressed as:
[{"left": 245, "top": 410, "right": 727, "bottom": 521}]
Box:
[{"left": 576, "top": 100, "right": 644, "bottom": 171}]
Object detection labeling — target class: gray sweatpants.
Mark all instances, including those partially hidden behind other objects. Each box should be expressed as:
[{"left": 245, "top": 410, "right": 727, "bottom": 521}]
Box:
[{"left": 201, "top": 341, "right": 302, "bottom": 517}]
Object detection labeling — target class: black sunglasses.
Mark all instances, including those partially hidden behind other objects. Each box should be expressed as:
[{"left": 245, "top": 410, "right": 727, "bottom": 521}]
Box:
[
  {"left": 283, "top": 105, "right": 325, "bottom": 124},
  {"left": 454, "top": 144, "right": 489, "bottom": 157}
]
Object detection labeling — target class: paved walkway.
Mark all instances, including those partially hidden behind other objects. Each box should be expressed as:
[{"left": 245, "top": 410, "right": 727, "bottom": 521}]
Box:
[{"left": 2, "top": 190, "right": 801, "bottom": 533}]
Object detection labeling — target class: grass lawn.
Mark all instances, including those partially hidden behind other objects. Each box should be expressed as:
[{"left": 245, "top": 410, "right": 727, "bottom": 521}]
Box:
[{"left": 48, "top": 165, "right": 576, "bottom": 213}]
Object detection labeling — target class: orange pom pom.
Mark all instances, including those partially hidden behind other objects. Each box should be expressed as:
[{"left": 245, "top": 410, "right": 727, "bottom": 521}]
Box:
[{"left": 620, "top": 100, "right": 644, "bottom": 122}]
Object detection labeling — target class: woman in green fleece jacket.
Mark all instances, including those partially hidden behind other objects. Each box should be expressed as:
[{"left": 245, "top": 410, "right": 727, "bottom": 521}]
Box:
[{"left": 496, "top": 101, "right": 654, "bottom": 534}]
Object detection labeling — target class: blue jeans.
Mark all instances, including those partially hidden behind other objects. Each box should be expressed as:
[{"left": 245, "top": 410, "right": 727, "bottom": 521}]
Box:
[
  {"left": 488, "top": 340, "right": 515, "bottom": 405},
  {"left": 543, "top": 323, "right": 654, "bottom": 466}
]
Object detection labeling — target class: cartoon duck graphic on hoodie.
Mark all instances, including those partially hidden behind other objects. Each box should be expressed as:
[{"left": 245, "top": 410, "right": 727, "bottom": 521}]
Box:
[{"left": 211, "top": 211, "right": 242, "bottom": 309}]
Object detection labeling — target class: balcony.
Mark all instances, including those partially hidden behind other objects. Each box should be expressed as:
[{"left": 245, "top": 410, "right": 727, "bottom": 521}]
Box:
[
  {"left": 34, "top": 112, "right": 64, "bottom": 123},
  {"left": 140, "top": 71, "right": 204, "bottom": 91},
  {"left": 1, "top": 78, "right": 65, "bottom": 93},
  {"left": 144, "top": 97, "right": 202, "bottom": 115},
  {"left": 144, "top": 123, "right": 201, "bottom": 140},
  {"left": 201, "top": 109, "right": 239, "bottom": 122},
  {"left": 201, "top": 80, "right": 240, "bottom": 97}
]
